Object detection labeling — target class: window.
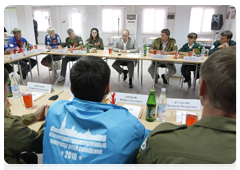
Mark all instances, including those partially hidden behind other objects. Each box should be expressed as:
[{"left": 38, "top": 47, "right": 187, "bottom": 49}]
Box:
[
  {"left": 189, "top": 6, "right": 218, "bottom": 35},
  {"left": 101, "top": 7, "right": 124, "bottom": 33},
  {"left": 68, "top": 9, "right": 83, "bottom": 35},
  {"left": 33, "top": 9, "right": 51, "bottom": 32},
  {"left": 141, "top": 7, "right": 168, "bottom": 34}
]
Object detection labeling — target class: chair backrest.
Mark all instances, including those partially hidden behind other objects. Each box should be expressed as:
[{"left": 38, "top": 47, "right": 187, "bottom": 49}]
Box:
[{"left": 106, "top": 36, "right": 114, "bottom": 46}]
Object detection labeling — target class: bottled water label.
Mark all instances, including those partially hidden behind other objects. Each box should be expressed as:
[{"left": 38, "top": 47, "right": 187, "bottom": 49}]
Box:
[
  {"left": 11, "top": 85, "right": 20, "bottom": 98},
  {"left": 157, "top": 106, "right": 167, "bottom": 121}
]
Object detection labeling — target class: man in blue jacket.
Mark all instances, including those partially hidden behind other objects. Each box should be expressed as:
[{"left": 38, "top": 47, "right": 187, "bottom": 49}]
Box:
[
  {"left": 43, "top": 56, "right": 150, "bottom": 164},
  {"left": 8, "top": 28, "right": 37, "bottom": 79}
]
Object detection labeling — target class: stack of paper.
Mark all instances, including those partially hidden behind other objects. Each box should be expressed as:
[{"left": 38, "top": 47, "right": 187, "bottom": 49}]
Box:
[{"left": 123, "top": 105, "right": 142, "bottom": 118}]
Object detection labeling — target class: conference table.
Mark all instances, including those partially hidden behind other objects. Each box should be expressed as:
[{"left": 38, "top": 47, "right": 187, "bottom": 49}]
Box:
[
  {"left": 7, "top": 86, "right": 203, "bottom": 131},
  {"left": 4, "top": 49, "right": 208, "bottom": 93}
]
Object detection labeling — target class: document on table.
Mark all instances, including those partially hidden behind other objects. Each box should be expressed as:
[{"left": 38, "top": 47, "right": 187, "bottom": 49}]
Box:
[
  {"left": 123, "top": 105, "right": 142, "bottom": 118},
  {"left": 32, "top": 91, "right": 45, "bottom": 101}
]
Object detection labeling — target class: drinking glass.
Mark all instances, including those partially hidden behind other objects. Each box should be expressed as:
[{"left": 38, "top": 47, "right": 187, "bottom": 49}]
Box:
[{"left": 186, "top": 112, "right": 198, "bottom": 126}]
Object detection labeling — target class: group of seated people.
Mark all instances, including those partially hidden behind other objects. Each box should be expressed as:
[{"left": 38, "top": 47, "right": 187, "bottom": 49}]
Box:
[
  {"left": 4, "top": 44, "right": 236, "bottom": 164},
  {"left": 4, "top": 26, "right": 236, "bottom": 89}
]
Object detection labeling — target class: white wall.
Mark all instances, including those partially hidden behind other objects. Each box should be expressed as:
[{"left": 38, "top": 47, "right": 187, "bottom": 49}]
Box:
[{"left": 223, "top": 5, "right": 236, "bottom": 41}]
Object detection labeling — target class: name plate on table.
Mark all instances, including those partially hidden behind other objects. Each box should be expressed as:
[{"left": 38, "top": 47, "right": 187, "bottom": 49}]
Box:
[
  {"left": 23, "top": 50, "right": 35, "bottom": 56},
  {"left": 10, "top": 53, "right": 23, "bottom": 60},
  {"left": 27, "top": 82, "right": 52, "bottom": 93},
  {"left": 167, "top": 98, "right": 201, "bottom": 110},
  {"left": 55, "top": 49, "right": 68, "bottom": 54},
  {"left": 116, "top": 92, "right": 148, "bottom": 105},
  {"left": 184, "top": 56, "right": 201, "bottom": 62},
  {"left": 73, "top": 50, "right": 86, "bottom": 55},
  {"left": 127, "top": 54, "right": 140, "bottom": 58},
  {"left": 34, "top": 48, "right": 47, "bottom": 53},
  {"left": 152, "top": 54, "right": 168, "bottom": 60}
]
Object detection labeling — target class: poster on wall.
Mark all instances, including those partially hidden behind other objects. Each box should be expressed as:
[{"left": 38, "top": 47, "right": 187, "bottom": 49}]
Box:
[
  {"left": 167, "top": 12, "right": 175, "bottom": 20},
  {"left": 226, "top": 11, "right": 230, "bottom": 19},
  {"left": 231, "top": 10, "right": 236, "bottom": 19}
]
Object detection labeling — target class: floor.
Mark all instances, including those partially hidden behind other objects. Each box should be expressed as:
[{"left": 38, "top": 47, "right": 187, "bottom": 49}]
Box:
[{"left": 12, "top": 46, "right": 200, "bottom": 164}]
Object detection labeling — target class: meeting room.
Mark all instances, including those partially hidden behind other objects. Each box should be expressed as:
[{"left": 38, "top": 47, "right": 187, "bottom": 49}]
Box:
[{"left": 3, "top": 4, "right": 236, "bottom": 168}]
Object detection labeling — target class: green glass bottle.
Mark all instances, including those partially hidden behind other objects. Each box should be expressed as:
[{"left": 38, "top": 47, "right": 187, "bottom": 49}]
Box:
[
  {"left": 196, "top": 46, "right": 201, "bottom": 57},
  {"left": 7, "top": 78, "right": 12, "bottom": 97},
  {"left": 87, "top": 42, "right": 90, "bottom": 53},
  {"left": 26, "top": 42, "right": 30, "bottom": 51},
  {"left": 146, "top": 88, "right": 156, "bottom": 122},
  {"left": 144, "top": 44, "right": 147, "bottom": 56}
]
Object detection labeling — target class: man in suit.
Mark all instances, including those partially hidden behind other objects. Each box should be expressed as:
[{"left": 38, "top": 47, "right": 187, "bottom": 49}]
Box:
[
  {"left": 112, "top": 29, "right": 139, "bottom": 88},
  {"left": 33, "top": 15, "right": 38, "bottom": 44}
]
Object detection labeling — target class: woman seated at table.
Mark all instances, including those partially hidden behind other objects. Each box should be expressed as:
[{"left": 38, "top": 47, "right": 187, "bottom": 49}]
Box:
[
  {"left": 85, "top": 28, "right": 104, "bottom": 50},
  {"left": 41, "top": 27, "right": 62, "bottom": 75},
  {"left": 178, "top": 33, "right": 203, "bottom": 88}
]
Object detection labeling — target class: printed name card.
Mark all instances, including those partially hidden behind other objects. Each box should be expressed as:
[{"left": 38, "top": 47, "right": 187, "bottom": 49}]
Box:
[
  {"left": 115, "top": 92, "right": 148, "bottom": 105},
  {"left": 23, "top": 50, "right": 35, "bottom": 56},
  {"left": 34, "top": 48, "right": 47, "bottom": 53},
  {"left": 10, "top": 53, "right": 24, "bottom": 60},
  {"left": 152, "top": 54, "right": 168, "bottom": 60},
  {"left": 183, "top": 56, "right": 201, "bottom": 62},
  {"left": 27, "top": 82, "right": 52, "bottom": 93},
  {"left": 127, "top": 54, "right": 140, "bottom": 58},
  {"left": 73, "top": 50, "right": 86, "bottom": 55},
  {"left": 167, "top": 98, "right": 201, "bottom": 111},
  {"left": 55, "top": 49, "right": 68, "bottom": 54}
]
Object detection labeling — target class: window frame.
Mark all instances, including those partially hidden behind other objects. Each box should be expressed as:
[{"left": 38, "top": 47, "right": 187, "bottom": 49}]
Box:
[
  {"left": 68, "top": 8, "right": 84, "bottom": 36},
  {"left": 189, "top": 6, "right": 219, "bottom": 36},
  {"left": 141, "top": 7, "right": 168, "bottom": 35},
  {"left": 101, "top": 7, "right": 125, "bottom": 34},
  {"left": 32, "top": 8, "right": 51, "bottom": 32}
]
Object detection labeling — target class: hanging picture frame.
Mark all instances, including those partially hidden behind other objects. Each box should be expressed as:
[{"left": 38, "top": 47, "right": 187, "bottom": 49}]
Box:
[
  {"left": 167, "top": 12, "right": 175, "bottom": 20},
  {"left": 231, "top": 10, "right": 236, "bottom": 19},
  {"left": 226, "top": 11, "right": 230, "bottom": 19}
]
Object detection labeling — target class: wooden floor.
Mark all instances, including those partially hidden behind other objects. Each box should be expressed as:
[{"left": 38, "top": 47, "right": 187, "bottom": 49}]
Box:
[{"left": 14, "top": 46, "right": 200, "bottom": 100}]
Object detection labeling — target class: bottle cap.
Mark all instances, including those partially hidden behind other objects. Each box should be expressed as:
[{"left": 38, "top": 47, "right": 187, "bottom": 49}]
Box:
[
  {"left": 161, "top": 88, "right": 166, "bottom": 92},
  {"left": 150, "top": 88, "right": 155, "bottom": 92}
]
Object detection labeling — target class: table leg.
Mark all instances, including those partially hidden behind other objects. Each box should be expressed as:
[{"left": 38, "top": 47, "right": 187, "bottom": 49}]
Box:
[
  {"left": 36, "top": 55, "right": 40, "bottom": 76},
  {"left": 194, "top": 64, "right": 198, "bottom": 91},
  {"left": 51, "top": 54, "right": 54, "bottom": 84},
  {"left": 137, "top": 60, "right": 139, "bottom": 93},
  {"left": 17, "top": 60, "right": 24, "bottom": 85},
  {"left": 153, "top": 61, "right": 158, "bottom": 89},
  {"left": 28, "top": 58, "right": 33, "bottom": 82},
  {"left": 141, "top": 60, "right": 143, "bottom": 86}
]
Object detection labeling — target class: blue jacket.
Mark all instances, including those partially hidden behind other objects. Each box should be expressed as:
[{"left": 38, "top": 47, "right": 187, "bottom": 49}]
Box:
[
  {"left": 45, "top": 33, "right": 61, "bottom": 49},
  {"left": 8, "top": 36, "right": 33, "bottom": 49},
  {"left": 4, "top": 44, "right": 9, "bottom": 53},
  {"left": 43, "top": 98, "right": 149, "bottom": 164}
]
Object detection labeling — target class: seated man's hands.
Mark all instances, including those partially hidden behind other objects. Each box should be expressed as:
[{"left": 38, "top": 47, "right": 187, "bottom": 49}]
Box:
[
  {"left": 160, "top": 50, "right": 169, "bottom": 55},
  {"left": 34, "top": 105, "right": 50, "bottom": 121},
  {"left": 121, "top": 50, "right": 127, "bottom": 53},
  {"left": 218, "top": 43, "right": 229, "bottom": 49},
  {"left": 46, "top": 45, "right": 52, "bottom": 50}
]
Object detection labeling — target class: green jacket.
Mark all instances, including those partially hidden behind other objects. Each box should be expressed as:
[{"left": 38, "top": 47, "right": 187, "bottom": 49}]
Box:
[
  {"left": 60, "top": 35, "right": 85, "bottom": 48},
  {"left": 149, "top": 37, "right": 178, "bottom": 52},
  {"left": 85, "top": 37, "right": 104, "bottom": 50},
  {"left": 4, "top": 106, "right": 44, "bottom": 164},
  {"left": 135, "top": 116, "right": 236, "bottom": 164},
  {"left": 178, "top": 42, "right": 203, "bottom": 52},
  {"left": 208, "top": 40, "right": 236, "bottom": 56}
]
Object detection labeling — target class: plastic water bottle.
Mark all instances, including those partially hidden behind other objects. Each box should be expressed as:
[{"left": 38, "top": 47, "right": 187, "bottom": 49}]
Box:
[
  {"left": 10, "top": 73, "right": 20, "bottom": 98},
  {"left": 201, "top": 46, "right": 205, "bottom": 60},
  {"left": 156, "top": 88, "right": 167, "bottom": 122}
]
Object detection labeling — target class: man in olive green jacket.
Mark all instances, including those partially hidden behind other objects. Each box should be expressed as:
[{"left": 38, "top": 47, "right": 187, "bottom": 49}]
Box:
[
  {"left": 135, "top": 46, "right": 236, "bottom": 164},
  {"left": 58, "top": 28, "right": 85, "bottom": 82},
  {"left": 148, "top": 29, "right": 178, "bottom": 84},
  {"left": 208, "top": 30, "right": 236, "bottom": 56},
  {"left": 4, "top": 69, "right": 49, "bottom": 164}
]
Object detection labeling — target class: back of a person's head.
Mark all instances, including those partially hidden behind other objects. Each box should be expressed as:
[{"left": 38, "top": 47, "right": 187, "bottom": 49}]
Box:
[
  {"left": 70, "top": 56, "right": 110, "bottom": 102},
  {"left": 201, "top": 46, "right": 236, "bottom": 114}
]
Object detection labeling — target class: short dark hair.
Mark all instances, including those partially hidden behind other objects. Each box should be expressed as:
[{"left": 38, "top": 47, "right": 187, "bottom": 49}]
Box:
[
  {"left": 4, "top": 68, "right": 9, "bottom": 85},
  {"left": 70, "top": 56, "right": 111, "bottom": 102},
  {"left": 201, "top": 46, "right": 236, "bottom": 114},
  {"left": 187, "top": 33, "right": 198, "bottom": 39},
  {"left": 161, "top": 29, "right": 170, "bottom": 36},
  {"left": 221, "top": 30, "right": 233, "bottom": 40}
]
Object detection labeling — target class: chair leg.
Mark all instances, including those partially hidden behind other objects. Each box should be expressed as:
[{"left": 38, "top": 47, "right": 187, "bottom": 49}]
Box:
[{"left": 35, "top": 56, "right": 40, "bottom": 76}]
